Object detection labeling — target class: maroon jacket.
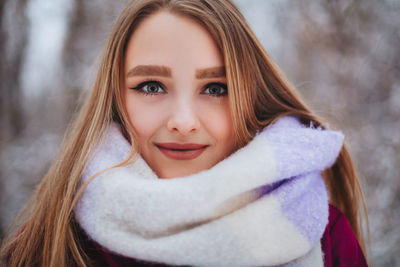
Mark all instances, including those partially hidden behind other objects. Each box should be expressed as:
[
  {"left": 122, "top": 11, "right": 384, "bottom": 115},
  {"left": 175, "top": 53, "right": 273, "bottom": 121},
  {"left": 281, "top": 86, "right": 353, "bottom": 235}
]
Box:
[
  {"left": 321, "top": 205, "right": 368, "bottom": 267},
  {"left": 82, "top": 205, "right": 368, "bottom": 267}
]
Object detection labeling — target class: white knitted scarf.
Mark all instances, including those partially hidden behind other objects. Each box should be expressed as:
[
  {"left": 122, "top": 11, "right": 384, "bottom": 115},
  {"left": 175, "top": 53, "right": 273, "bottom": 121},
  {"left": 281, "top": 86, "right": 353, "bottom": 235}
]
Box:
[{"left": 75, "top": 116, "right": 344, "bottom": 266}]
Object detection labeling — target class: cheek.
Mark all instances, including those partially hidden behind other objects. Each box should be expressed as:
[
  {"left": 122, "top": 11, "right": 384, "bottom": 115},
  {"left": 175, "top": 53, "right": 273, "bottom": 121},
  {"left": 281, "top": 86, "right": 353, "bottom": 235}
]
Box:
[
  {"left": 199, "top": 100, "right": 235, "bottom": 151},
  {"left": 125, "top": 93, "right": 163, "bottom": 142}
]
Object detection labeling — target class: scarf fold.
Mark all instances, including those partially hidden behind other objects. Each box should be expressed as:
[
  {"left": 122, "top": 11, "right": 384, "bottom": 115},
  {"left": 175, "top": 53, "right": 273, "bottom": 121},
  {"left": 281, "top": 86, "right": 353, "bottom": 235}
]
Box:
[{"left": 75, "top": 116, "right": 344, "bottom": 267}]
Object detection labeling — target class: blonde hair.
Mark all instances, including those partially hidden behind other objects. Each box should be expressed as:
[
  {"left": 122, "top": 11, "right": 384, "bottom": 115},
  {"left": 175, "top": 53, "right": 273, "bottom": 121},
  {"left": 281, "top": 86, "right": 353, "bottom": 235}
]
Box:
[{"left": 1, "top": 0, "right": 369, "bottom": 266}]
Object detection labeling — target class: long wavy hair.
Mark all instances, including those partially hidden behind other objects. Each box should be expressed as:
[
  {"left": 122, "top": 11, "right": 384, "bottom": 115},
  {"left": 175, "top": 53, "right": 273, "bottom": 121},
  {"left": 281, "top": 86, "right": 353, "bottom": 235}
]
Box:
[{"left": 1, "top": 0, "right": 369, "bottom": 266}]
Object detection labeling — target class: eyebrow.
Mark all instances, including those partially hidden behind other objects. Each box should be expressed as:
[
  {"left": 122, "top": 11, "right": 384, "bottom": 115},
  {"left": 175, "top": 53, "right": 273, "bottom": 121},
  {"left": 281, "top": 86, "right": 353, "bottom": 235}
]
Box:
[
  {"left": 196, "top": 66, "right": 226, "bottom": 79},
  {"left": 126, "top": 65, "right": 226, "bottom": 79}
]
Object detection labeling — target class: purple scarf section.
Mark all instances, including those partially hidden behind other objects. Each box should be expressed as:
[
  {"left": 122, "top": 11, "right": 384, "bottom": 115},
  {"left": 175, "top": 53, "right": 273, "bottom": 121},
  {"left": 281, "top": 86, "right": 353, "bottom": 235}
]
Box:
[{"left": 256, "top": 116, "right": 344, "bottom": 245}]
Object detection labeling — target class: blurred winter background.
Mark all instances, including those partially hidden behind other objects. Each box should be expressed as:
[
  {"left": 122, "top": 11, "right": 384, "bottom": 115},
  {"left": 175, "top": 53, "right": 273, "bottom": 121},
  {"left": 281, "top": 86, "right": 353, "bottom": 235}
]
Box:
[{"left": 0, "top": 0, "right": 399, "bottom": 265}]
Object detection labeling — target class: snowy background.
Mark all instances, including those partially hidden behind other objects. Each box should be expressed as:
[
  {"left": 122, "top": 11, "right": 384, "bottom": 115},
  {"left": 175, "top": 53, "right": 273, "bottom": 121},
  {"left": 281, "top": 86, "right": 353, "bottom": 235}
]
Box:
[{"left": 1, "top": 0, "right": 399, "bottom": 265}]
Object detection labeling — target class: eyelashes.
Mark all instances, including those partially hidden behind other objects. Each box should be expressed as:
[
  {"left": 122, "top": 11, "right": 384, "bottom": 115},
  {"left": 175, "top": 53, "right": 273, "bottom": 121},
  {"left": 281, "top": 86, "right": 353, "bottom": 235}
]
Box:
[
  {"left": 201, "top": 82, "right": 227, "bottom": 97},
  {"left": 129, "top": 79, "right": 228, "bottom": 97},
  {"left": 131, "top": 80, "right": 166, "bottom": 95}
]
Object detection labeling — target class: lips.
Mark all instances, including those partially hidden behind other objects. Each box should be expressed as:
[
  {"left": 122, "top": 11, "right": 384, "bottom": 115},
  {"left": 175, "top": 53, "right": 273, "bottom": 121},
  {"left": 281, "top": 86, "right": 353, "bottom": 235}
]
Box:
[{"left": 155, "top": 142, "right": 209, "bottom": 160}]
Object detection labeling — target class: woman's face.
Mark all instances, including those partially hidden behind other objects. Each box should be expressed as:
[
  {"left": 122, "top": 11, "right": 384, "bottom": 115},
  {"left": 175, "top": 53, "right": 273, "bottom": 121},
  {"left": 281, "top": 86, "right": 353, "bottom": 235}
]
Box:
[{"left": 124, "top": 11, "right": 235, "bottom": 178}]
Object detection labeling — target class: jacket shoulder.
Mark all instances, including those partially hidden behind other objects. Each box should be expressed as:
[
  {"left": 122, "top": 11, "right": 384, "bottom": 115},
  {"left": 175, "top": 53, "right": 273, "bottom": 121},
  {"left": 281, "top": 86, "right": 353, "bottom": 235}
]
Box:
[{"left": 321, "top": 204, "right": 368, "bottom": 267}]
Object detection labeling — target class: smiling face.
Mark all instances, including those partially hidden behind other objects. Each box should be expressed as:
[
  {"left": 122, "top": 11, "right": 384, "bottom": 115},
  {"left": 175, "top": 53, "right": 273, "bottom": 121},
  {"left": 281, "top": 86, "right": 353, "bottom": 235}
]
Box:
[{"left": 123, "top": 11, "right": 235, "bottom": 178}]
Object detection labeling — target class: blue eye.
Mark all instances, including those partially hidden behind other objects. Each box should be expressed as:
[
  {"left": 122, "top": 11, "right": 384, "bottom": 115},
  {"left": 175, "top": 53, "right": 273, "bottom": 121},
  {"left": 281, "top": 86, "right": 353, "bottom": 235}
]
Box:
[
  {"left": 203, "top": 83, "right": 228, "bottom": 97},
  {"left": 131, "top": 81, "right": 165, "bottom": 95}
]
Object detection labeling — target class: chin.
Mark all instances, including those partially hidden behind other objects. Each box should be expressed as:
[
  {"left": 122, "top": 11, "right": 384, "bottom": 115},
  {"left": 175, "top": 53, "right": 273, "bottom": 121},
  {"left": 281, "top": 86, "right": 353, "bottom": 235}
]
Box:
[{"left": 158, "top": 165, "right": 207, "bottom": 179}]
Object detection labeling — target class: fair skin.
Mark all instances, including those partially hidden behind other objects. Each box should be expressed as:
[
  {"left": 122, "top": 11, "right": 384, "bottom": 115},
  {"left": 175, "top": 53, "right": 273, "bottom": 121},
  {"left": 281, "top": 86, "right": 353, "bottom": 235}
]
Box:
[{"left": 123, "top": 11, "right": 235, "bottom": 178}]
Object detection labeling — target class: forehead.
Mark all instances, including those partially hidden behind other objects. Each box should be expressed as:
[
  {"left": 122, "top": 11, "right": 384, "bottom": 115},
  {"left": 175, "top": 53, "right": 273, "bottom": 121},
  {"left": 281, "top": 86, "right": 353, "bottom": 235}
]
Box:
[{"left": 124, "top": 11, "right": 223, "bottom": 73}]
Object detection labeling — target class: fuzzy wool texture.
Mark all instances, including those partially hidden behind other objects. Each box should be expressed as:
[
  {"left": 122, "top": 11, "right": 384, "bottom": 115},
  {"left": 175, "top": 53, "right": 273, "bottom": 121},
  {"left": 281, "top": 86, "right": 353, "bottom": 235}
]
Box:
[{"left": 74, "top": 116, "right": 344, "bottom": 267}]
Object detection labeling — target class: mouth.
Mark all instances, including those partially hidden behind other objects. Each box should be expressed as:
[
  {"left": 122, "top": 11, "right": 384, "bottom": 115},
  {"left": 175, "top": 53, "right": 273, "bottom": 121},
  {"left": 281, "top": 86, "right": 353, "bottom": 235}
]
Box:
[{"left": 154, "top": 142, "right": 209, "bottom": 160}]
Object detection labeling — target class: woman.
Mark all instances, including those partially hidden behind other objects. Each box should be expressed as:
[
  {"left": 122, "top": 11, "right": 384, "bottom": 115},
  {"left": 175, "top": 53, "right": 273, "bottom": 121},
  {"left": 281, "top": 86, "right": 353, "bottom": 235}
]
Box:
[{"left": 1, "top": 0, "right": 369, "bottom": 266}]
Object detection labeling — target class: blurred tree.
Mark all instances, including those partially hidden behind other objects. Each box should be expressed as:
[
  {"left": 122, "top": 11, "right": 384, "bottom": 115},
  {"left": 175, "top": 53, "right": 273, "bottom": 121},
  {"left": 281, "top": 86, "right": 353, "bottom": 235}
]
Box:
[
  {"left": 0, "top": 0, "right": 28, "bottom": 239},
  {"left": 61, "top": 0, "right": 129, "bottom": 121},
  {"left": 0, "top": 0, "right": 28, "bottom": 143}
]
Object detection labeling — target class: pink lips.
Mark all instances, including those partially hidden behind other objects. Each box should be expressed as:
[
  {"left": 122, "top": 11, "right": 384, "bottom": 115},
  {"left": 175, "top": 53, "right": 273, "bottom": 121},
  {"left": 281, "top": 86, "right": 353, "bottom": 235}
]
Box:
[{"left": 155, "top": 142, "right": 209, "bottom": 160}]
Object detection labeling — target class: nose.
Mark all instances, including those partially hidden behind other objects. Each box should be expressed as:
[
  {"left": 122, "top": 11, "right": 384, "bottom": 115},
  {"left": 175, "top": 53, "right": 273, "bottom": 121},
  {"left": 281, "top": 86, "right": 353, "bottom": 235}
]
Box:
[{"left": 167, "top": 99, "right": 200, "bottom": 135}]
